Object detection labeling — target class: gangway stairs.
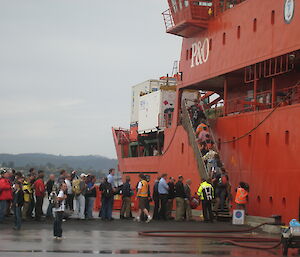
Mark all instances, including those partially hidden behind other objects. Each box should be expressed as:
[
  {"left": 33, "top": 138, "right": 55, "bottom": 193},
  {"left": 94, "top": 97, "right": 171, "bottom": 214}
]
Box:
[{"left": 182, "top": 99, "right": 232, "bottom": 221}]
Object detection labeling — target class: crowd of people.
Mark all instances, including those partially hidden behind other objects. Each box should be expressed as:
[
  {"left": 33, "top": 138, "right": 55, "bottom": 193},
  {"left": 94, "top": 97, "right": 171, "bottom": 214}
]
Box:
[
  {"left": 0, "top": 100, "right": 249, "bottom": 238},
  {"left": 0, "top": 165, "right": 249, "bottom": 239},
  {"left": 0, "top": 168, "right": 110, "bottom": 235},
  {"left": 0, "top": 168, "right": 197, "bottom": 235}
]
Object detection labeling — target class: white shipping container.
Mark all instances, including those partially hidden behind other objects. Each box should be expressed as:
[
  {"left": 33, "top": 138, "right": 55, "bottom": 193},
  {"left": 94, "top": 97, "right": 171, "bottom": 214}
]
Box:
[
  {"left": 130, "top": 80, "right": 160, "bottom": 125},
  {"left": 138, "top": 89, "right": 176, "bottom": 133}
]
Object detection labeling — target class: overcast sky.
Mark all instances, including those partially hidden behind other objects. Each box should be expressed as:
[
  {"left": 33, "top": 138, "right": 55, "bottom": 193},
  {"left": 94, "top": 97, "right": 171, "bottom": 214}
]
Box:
[{"left": 0, "top": 1, "right": 181, "bottom": 158}]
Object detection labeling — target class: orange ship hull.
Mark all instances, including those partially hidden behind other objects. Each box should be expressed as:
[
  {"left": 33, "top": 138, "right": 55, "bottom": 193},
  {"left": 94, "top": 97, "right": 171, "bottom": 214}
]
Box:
[{"left": 113, "top": 103, "right": 300, "bottom": 223}]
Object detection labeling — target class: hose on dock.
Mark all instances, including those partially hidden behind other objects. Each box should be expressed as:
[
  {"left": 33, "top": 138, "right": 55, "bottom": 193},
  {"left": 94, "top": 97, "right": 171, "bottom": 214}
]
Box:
[{"left": 138, "top": 222, "right": 281, "bottom": 250}]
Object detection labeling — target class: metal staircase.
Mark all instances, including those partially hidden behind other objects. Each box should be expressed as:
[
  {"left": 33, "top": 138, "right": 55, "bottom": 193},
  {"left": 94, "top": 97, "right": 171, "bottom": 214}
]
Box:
[
  {"left": 182, "top": 99, "right": 232, "bottom": 221},
  {"left": 181, "top": 100, "right": 209, "bottom": 180}
]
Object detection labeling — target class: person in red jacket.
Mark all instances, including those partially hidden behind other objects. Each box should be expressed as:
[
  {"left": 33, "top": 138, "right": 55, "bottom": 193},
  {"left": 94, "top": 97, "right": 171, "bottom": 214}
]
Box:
[
  {"left": 0, "top": 170, "right": 13, "bottom": 223},
  {"left": 33, "top": 170, "right": 45, "bottom": 221}
]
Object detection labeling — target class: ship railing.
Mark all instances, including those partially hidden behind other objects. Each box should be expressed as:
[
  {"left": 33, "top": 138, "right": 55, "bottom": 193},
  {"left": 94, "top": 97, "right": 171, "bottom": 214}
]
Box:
[
  {"left": 226, "top": 96, "right": 270, "bottom": 114},
  {"left": 162, "top": 8, "right": 175, "bottom": 31},
  {"left": 244, "top": 53, "right": 295, "bottom": 83},
  {"left": 225, "top": 83, "right": 300, "bottom": 115},
  {"left": 162, "top": 0, "right": 212, "bottom": 31},
  {"left": 158, "top": 112, "right": 174, "bottom": 128},
  {"left": 114, "top": 127, "right": 130, "bottom": 145},
  {"left": 215, "top": 0, "right": 247, "bottom": 14},
  {"left": 163, "top": 0, "right": 248, "bottom": 31},
  {"left": 276, "top": 83, "right": 300, "bottom": 105},
  {"left": 182, "top": 99, "right": 209, "bottom": 180}
]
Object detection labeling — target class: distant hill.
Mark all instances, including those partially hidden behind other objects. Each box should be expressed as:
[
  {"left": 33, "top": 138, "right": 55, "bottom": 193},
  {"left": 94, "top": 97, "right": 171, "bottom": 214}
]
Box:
[{"left": 0, "top": 153, "right": 117, "bottom": 171}]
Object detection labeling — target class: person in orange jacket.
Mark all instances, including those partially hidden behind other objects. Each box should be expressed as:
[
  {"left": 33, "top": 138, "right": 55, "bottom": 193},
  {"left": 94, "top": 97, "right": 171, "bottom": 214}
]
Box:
[{"left": 235, "top": 182, "right": 249, "bottom": 213}]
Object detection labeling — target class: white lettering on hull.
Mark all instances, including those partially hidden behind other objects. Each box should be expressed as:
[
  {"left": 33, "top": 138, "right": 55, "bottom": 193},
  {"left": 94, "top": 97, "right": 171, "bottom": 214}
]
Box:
[{"left": 191, "top": 38, "right": 210, "bottom": 68}]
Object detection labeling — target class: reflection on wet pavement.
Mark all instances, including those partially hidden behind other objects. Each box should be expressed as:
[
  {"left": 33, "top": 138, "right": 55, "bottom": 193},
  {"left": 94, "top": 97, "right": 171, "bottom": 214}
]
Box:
[{"left": 0, "top": 228, "right": 287, "bottom": 257}]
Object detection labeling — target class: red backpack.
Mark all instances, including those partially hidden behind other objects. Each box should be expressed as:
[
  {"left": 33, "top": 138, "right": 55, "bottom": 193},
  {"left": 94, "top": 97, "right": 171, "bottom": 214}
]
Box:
[{"left": 219, "top": 174, "right": 228, "bottom": 185}]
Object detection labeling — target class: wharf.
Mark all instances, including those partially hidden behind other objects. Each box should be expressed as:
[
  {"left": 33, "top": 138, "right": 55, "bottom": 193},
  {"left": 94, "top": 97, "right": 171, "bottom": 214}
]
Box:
[{"left": 0, "top": 214, "right": 286, "bottom": 257}]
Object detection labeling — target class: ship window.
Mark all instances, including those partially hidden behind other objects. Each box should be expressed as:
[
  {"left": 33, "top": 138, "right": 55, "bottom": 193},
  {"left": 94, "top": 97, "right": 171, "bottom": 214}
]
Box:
[
  {"left": 190, "top": 48, "right": 192, "bottom": 59},
  {"left": 271, "top": 10, "right": 275, "bottom": 25},
  {"left": 222, "top": 32, "right": 226, "bottom": 45},
  {"left": 237, "top": 26, "right": 241, "bottom": 39},
  {"left": 171, "top": 0, "right": 178, "bottom": 13},
  {"left": 253, "top": 18, "right": 257, "bottom": 32},
  {"left": 181, "top": 142, "right": 184, "bottom": 154},
  {"left": 282, "top": 197, "right": 286, "bottom": 207},
  {"left": 266, "top": 133, "right": 270, "bottom": 146},
  {"left": 248, "top": 135, "right": 252, "bottom": 147},
  {"left": 186, "top": 49, "right": 189, "bottom": 60},
  {"left": 209, "top": 38, "right": 212, "bottom": 51},
  {"left": 257, "top": 195, "right": 261, "bottom": 203},
  {"left": 178, "top": 0, "right": 183, "bottom": 10},
  {"left": 269, "top": 196, "right": 273, "bottom": 204},
  {"left": 285, "top": 130, "right": 289, "bottom": 145}
]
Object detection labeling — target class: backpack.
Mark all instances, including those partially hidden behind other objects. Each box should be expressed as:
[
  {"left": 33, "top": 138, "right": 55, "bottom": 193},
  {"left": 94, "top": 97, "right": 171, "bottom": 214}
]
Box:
[
  {"left": 49, "top": 191, "right": 61, "bottom": 208},
  {"left": 102, "top": 183, "right": 113, "bottom": 198},
  {"left": 219, "top": 174, "right": 228, "bottom": 186},
  {"left": 72, "top": 179, "right": 81, "bottom": 195}
]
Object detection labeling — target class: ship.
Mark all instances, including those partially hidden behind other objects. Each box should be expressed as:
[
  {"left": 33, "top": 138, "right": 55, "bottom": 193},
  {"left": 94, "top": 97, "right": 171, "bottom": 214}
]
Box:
[{"left": 112, "top": 0, "right": 300, "bottom": 223}]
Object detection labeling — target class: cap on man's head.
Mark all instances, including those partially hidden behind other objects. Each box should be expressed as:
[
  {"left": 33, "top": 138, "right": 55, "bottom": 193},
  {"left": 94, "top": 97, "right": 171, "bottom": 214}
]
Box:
[
  {"left": 139, "top": 173, "right": 146, "bottom": 180},
  {"left": 80, "top": 173, "right": 87, "bottom": 178},
  {"left": 109, "top": 168, "right": 115, "bottom": 174}
]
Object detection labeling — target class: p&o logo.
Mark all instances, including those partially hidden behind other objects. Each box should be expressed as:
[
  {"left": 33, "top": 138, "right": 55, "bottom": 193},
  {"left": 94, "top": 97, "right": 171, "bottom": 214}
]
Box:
[
  {"left": 284, "top": 0, "right": 295, "bottom": 24},
  {"left": 190, "top": 38, "right": 210, "bottom": 68}
]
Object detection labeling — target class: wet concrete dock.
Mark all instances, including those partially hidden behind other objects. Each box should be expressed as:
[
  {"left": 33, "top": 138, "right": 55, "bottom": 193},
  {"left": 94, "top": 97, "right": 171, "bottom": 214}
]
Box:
[{"left": 0, "top": 216, "right": 293, "bottom": 257}]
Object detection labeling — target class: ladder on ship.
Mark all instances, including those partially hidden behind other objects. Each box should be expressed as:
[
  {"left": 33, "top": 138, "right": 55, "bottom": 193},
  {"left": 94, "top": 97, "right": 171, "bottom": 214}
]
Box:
[{"left": 181, "top": 98, "right": 231, "bottom": 221}]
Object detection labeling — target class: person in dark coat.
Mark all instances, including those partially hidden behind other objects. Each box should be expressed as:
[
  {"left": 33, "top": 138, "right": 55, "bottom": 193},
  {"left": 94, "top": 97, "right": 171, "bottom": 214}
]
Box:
[
  {"left": 167, "top": 177, "right": 175, "bottom": 220},
  {"left": 175, "top": 175, "right": 186, "bottom": 221},
  {"left": 152, "top": 176, "right": 160, "bottom": 220},
  {"left": 13, "top": 182, "right": 24, "bottom": 230},
  {"left": 100, "top": 178, "right": 114, "bottom": 221},
  {"left": 120, "top": 176, "right": 132, "bottom": 219}
]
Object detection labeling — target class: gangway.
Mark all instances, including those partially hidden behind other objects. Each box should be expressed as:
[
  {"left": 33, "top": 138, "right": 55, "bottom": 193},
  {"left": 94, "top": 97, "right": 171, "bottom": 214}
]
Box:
[{"left": 182, "top": 98, "right": 231, "bottom": 220}]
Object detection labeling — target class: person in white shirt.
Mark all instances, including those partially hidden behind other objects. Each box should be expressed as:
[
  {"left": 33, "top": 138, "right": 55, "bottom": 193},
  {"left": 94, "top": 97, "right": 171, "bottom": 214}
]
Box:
[
  {"left": 106, "top": 168, "right": 115, "bottom": 219},
  {"left": 53, "top": 183, "right": 67, "bottom": 239},
  {"left": 64, "top": 174, "right": 73, "bottom": 211}
]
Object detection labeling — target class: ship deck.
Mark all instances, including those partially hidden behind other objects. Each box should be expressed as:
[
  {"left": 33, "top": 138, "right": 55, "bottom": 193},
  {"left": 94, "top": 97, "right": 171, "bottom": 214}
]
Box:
[{"left": 0, "top": 213, "right": 289, "bottom": 257}]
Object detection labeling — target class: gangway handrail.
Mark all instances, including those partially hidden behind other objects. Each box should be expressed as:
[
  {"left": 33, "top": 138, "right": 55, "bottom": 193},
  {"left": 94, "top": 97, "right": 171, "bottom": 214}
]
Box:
[{"left": 182, "top": 99, "right": 209, "bottom": 180}]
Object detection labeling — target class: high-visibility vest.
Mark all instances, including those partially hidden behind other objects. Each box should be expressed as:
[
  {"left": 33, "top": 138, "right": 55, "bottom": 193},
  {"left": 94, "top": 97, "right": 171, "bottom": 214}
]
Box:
[
  {"left": 23, "top": 181, "right": 32, "bottom": 202},
  {"left": 137, "top": 180, "right": 148, "bottom": 197},
  {"left": 235, "top": 187, "right": 248, "bottom": 204},
  {"left": 197, "top": 181, "right": 214, "bottom": 201}
]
